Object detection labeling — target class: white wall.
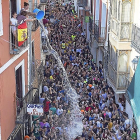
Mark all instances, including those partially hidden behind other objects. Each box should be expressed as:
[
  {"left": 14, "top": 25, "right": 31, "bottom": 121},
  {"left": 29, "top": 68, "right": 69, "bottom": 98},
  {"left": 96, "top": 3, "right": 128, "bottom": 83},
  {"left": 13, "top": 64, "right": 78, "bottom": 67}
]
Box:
[
  {"left": 133, "top": 0, "right": 140, "bottom": 27},
  {"left": 74, "top": 0, "right": 77, "bottom": 12},
  {"left": 137, "top": 129, "right": 140, "bottom": 140},
  {"left": 125, "top": 100, "right": 133, "bottom": 128},
  {"left": 101, "top": 2, "right": 106, "bottom": 28},
  {"left": 88, "top": 0, "right": 91, "bottom": 7},
  {"left": 95, "top": 0, "right": 100, "bottom": 21},
  {"left": 130, "top": 48, "right": 140, "bottom": 75}
]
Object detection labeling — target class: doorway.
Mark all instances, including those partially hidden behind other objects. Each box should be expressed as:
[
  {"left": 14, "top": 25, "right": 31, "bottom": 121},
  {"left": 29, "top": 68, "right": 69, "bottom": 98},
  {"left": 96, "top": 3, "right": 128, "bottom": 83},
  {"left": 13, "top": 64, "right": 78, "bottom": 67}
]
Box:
[
  {"left": 16, "top": 66, "right": 23, "bottom": 115},
  {"left": 10, "top": 0, "right": 17, "bottom": 17},
  {"left": 15, "top": 60, "right": 25, "bottom": 115}
]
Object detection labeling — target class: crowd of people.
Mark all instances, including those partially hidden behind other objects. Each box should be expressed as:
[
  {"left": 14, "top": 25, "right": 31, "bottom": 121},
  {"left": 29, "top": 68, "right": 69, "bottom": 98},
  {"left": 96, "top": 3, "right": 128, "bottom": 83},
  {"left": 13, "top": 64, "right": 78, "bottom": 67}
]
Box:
[{"left": 24, "top": 1, "right": 137, "bottom": 140}]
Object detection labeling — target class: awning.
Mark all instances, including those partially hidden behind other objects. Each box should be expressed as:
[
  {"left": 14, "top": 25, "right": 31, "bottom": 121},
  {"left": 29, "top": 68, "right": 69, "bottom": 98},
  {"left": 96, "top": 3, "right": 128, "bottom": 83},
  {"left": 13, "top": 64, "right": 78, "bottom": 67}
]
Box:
[{"left": 127, "top": 59, "right": 140, "bottom": 131}]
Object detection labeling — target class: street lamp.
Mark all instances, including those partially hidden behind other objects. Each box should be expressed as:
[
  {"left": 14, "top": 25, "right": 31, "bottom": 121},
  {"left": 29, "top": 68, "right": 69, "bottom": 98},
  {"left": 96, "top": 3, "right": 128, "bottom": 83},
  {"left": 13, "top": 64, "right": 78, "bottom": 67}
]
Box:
[{"left": 132, "top": 56, "right": 139, "bottom": 71}]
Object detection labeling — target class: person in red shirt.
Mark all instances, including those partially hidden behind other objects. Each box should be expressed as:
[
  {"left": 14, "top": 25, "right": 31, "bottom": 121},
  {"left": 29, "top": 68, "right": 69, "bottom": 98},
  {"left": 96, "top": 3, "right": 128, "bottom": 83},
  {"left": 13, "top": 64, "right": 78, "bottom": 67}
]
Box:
[
  {"left": 85, "top": 104, "right": 92, "bottom": 112},
  {"left": 42, "top": 16, "right": 48, "bottom": 26},
  {"left": 43, "top": 98, "right": 51, "bottom": 116}
]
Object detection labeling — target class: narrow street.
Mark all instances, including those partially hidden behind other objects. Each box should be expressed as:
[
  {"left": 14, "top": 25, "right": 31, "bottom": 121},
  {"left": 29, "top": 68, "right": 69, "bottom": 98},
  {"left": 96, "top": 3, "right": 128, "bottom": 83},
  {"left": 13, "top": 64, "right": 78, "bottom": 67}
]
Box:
[
  {"left": 0, "top": 0, "right": 138, "bottom": 140},
  {"left": 34, "top": 1, "right": 136, "bottom": 140}
]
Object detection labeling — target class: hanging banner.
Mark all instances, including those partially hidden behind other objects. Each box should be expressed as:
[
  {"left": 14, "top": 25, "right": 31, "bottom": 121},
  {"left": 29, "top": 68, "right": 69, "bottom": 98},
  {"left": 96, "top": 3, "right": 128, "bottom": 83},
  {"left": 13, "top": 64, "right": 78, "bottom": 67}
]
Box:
[
  {"left": 85, "top": 16, "right": 93, "bottom": 23},
  {"left": 27, "top": 104, "right": 44, "bottom": 116}
]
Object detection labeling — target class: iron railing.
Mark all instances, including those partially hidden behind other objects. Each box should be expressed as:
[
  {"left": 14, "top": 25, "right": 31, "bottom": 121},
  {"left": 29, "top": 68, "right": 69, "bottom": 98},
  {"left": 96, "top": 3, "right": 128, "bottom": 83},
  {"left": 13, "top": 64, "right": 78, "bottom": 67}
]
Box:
[
  {"left": 31, "top": 59, "right": 44, "bottom": 86},
  {"left": 7, "top": 88, "right": 39, "bottom": 140},
  {"left": 92, "top": 20, "right": 106, "bottom": 45},
  {"left": 131, "top": 24, "right": 140, "bottom": 53},
  {"left": 32, "top": 20, "right": 40, "bottom": 31},
  {"left": 9, "top": 25, "right": 29, "bottom": 55},
  {"left": 7, "top": 124, "right": 24, "bottom": 140},
  {"left": 16, "top": 88, "right": 39, "bottom": 124},
  {"left": 120, "top": 22, "right": 131, "bottom": 40},
  {"left": 8, "top": 59, "right": 43, "bottom": 140},
  {"left": 108, "top": 59, "right": 117, "bottom": 71},
  {"left": 108, "top": 63, "right": 117, "bottom": 87},
  {"left": 108, "top": 63, "right": 130, "bottom": 90},
  {"left": 89, "top": 17, "right": 93, "bottom": 32}
]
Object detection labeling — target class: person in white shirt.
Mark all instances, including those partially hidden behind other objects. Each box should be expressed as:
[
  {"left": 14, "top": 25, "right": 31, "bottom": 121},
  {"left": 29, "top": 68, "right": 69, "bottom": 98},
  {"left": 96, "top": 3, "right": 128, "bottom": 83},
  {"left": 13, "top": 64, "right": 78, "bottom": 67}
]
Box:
[
  {"left": 10, "top": 12, "right": 17, "bottom": 37},
  {"left": 57, "top": 105, "right": 63, "bottom": 116},
  {"left": 43, "top": 84, "right": 49, "bottom": 93},
  {"left": 124, "top": 117, "right": 130, "bottom": 128}
]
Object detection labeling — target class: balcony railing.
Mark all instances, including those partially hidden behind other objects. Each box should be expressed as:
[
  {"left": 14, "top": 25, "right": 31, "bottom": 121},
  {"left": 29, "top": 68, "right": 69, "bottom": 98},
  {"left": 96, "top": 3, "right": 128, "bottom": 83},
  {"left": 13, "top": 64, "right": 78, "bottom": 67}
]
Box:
[
  {"left": 10, "top": 19, "right": 40, "bottom": 54},
  {"left": 92, "top": 20, "right": 106, "bottom": 45},
  {"left": 16, "top": 88, "right": 39, "bottom": 123},
  {"left": 32, "top": 20, "right": 40, "bottom": 31},
  {"left": 108, "top": 63, "right": 117, "bottom": 86},
  {"left": 108, "top": 63, "right": 130, "bottom": 90},
  {"left": 89, "top": 17, "right": 93, "bottom": 32},
  {"left": 7, "top": 88, "right": 39, "bottom": 140},
  {"left": 108, "top": 59, "right": 117, "bottom": 71},
  {"left": 9, "top": 25, "right": 28, "bottom": 55},
  {"left": 120, "top": 22, "right": 131, "bottom": 40},
  {"left": 131, "top": 24, "right": 140, "bottom": 53}
]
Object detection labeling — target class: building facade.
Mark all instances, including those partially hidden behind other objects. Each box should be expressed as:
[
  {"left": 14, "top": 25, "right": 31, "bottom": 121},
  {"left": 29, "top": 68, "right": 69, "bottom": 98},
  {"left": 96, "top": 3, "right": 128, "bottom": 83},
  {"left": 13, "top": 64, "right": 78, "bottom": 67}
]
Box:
[
  {"left": 0, "top": 0, "right": 46, "bottom": 139},
  {"left": 75, "top": 0, "right": 109, "bottom": 67},
  {"left": 75, "top": 0, "right": 140, "bottom": 136}
]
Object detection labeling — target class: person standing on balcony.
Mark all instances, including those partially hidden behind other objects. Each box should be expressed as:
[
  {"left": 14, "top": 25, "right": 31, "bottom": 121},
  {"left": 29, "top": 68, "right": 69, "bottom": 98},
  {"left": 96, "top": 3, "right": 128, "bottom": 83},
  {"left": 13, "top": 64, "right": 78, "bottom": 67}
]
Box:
[
  {"left": 10, "top": 12, "right": 17, "bottom": 37},
  {"left": 17, "top": 11, "right": 36, "bottom": 25},
  {"left": 10, "top": 12, "right": 18, "bottom": 51},
  {"left": 20, "top": 2, "right": 36, "bottom": 17}
]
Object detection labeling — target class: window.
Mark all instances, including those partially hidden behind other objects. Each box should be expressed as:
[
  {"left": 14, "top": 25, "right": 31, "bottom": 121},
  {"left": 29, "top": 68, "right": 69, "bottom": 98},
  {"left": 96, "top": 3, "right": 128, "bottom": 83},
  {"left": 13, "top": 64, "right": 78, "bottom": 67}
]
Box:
[
  {"left": 121, "top": 1, "right": 131, "bottom": 22},
  {"left": 0, "top": 0, "right": 3, "bottom": 36},
  {"left": 91, "top": 0, "right": 93, "bottom": 14}
]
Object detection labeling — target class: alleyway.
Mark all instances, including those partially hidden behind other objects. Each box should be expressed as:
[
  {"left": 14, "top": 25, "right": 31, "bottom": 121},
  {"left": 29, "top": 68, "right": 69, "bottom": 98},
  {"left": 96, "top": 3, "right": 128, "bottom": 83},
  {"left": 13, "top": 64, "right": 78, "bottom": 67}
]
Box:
[{"left": 29, "top": 1, "right": 136, "bottom": 140}]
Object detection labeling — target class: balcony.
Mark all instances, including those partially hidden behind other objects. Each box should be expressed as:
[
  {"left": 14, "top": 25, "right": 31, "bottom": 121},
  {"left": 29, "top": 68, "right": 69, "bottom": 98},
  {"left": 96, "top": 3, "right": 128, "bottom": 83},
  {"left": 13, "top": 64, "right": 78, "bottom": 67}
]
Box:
[
  {"left": 131, "top": 24, "right": 140, "bottom": 53},
  {"left": 9, "top": 20, "right": 40, "bottom": 55},
  {"left": 7, "top": 88, "right": 39, "bottom": 140},
  {"left": 92, "top": 20, "right": 106, "bottom": 46},
  {"left": 108, "top": 63, "right": 130, "bottom": 92},
  {"left": 8, "top": 60, "right": 43, "bottom": 140},
  {"left": 89, "top": 17, "right": 93, "bottom": 32},
  {"left": 120, "top": 22, "right": 131, "bottom": 41},
  {"left": 9, "top": 25, "right": 29, "bottom": 55},
  {"left": 32, "top": 20, "right": 40, "bottom": 31}
]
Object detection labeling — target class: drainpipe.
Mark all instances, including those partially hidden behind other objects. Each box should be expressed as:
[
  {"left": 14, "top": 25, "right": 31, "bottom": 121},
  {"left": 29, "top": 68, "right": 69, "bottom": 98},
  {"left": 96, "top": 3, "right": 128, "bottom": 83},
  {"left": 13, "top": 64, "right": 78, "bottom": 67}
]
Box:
[
  {"left": 28, "top": 0, "right": 33, "bottom": 135},
  {"left": 28, "top": 0, "right": 33, "bottom": 88}
]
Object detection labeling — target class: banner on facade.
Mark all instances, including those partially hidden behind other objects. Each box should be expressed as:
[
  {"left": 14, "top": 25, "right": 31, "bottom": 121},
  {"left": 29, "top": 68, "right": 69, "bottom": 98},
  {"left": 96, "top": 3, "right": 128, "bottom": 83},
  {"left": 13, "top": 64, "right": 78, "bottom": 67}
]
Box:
[
  {"left": 27, "top": 104, "right": 43, "bottom": 116},
  {"left": 85, "top": 16, "right": 93, "bottom": 23}
]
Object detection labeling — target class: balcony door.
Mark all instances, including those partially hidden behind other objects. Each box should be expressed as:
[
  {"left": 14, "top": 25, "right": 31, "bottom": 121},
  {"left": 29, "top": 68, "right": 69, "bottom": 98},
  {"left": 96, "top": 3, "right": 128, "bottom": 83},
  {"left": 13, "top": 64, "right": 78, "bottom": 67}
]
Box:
[
  {"left": 16, "top": 66, "right": 23, "bottom": 115},
  {"left": 10, "top": 0, "right": 21, "bottom": 16},
  {"left": 15, "top": 60, "right": 25, "bottom": 115}
]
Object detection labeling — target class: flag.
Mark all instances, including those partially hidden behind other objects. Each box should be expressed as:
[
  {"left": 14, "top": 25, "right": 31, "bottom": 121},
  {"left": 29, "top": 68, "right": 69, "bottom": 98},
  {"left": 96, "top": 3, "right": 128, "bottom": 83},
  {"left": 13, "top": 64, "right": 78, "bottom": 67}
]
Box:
[{"left": 18, "top": 22, "right": 27, "bottom": 46}]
